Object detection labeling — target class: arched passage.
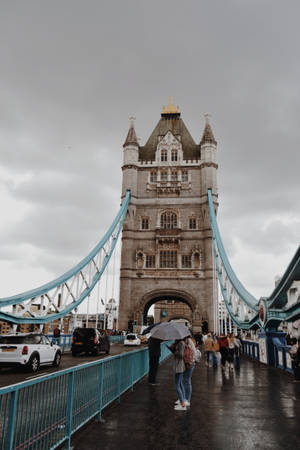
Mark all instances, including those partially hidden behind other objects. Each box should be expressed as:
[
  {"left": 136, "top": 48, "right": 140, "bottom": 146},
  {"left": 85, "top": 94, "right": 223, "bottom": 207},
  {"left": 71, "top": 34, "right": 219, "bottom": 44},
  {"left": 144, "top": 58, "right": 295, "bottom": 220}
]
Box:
[{"left": 139, "top": 289, "right": 197, "bottom": 326}]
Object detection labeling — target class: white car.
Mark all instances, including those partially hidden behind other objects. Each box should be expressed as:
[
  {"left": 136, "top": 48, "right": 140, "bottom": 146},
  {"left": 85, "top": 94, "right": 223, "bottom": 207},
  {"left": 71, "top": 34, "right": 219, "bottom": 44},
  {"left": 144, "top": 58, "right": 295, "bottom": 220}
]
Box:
[
  {"left": 124, "top": 333, "right": 141, "bottom": 346},
  {"left": 0, "top": 333, "right": 62, "bottom": 372}
]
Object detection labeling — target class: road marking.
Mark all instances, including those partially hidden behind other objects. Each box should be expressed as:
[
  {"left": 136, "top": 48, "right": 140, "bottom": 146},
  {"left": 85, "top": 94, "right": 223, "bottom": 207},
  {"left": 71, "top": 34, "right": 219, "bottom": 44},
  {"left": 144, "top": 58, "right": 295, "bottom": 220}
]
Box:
[{"left": 26, "top": 372, "right": 49, "bottom": 380}]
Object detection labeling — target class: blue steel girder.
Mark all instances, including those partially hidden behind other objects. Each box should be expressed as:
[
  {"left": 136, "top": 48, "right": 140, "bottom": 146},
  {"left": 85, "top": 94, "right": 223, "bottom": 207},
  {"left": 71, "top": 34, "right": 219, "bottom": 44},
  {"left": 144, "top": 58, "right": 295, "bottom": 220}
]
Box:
[
  {"left": 0, "top": 190, "right": 131, "bottom": 324},
  {"left": 208, "top": 190, "right": 259, "bottom": 330},
  {"left": 267, "top": 246, "right": 300, "bottom": 309},
  {"left": 212, "top": 234, "right": 260, "bottom": 330},
  {"left": 208, "top": 189, "right": 300, "bottom": 331}
]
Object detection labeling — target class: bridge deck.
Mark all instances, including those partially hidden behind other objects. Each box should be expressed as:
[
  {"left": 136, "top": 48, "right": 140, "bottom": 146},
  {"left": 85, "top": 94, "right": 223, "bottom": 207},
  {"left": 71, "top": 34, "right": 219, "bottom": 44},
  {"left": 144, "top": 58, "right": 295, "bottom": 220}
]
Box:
[{"left": 72, "top": 356, "right": 300, "bottom": 450}]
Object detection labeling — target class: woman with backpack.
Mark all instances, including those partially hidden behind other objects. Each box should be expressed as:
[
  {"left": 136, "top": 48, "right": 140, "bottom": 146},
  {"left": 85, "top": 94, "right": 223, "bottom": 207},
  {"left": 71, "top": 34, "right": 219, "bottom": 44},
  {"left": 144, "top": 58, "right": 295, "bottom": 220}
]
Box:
[
  {"left": 182, "top": 336, "right": 197, "bottom": 408},
  {"left": 169, "top": 335, "right": 199, "bottom": 411},
  {"left": 168, "top": 339, "right": 187, "bottom": 411}
]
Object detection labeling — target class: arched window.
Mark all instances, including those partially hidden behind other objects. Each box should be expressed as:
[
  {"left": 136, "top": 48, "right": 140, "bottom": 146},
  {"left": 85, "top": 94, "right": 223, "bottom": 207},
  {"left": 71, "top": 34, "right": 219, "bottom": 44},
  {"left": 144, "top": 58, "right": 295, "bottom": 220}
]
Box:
[
  {"left": 182, "top": 170, "right": 188, "bottom": 182},
  {"left": 160, "top": 170, "right": 168, "bottom": 182},
  {"left": 160, "top": 211, "right": 177, "bottom": 229},
  {"left": 150, "top": 171, "right": 157, "bottom": 182},
  {"left": 171, "top": 149, "right": 178, "bottom": 161},
  {"left": 161, "top": 149, "right": 168, "bottom": 162},
  {"left": 171, "top": 171, "right": 177, "bottom": 181}
]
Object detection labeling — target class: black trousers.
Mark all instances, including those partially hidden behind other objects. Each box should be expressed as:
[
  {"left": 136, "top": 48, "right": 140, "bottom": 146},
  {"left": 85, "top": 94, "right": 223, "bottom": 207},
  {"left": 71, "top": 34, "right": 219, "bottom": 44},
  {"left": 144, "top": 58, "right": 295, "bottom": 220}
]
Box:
[{"left": 148, "top": 355, "right": 160, "bottom": 383}]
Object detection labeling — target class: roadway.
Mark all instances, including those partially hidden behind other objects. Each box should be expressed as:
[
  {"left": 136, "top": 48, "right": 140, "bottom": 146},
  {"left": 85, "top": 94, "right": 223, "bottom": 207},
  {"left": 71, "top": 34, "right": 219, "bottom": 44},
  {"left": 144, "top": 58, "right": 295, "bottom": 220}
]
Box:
[{"left": 0, "top": 342, "right": 144, "bottom": 388}]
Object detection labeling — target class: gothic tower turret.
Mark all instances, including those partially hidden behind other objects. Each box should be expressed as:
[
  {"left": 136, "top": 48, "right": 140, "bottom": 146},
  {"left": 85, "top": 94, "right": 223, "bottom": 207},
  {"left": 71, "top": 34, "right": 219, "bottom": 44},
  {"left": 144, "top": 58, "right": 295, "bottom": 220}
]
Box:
[
  {"left": 200, "top": 114, "right": 218, "bottom": 197},
  {"left": 122, "top": 117, "right": 139, "bottom": 199},
  {"left": 119, "top": 102, "right": 219, "bottom": 333}
]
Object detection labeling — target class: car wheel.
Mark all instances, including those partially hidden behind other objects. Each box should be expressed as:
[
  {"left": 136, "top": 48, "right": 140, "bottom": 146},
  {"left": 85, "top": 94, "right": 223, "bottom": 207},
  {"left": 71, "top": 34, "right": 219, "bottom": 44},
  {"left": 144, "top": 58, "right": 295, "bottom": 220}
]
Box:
[
  {"left": 53, "top": 351, "right": 61, "bottom": 367},
  {"left": 27, "top": 354, "right": 40, "bottom": 372}
]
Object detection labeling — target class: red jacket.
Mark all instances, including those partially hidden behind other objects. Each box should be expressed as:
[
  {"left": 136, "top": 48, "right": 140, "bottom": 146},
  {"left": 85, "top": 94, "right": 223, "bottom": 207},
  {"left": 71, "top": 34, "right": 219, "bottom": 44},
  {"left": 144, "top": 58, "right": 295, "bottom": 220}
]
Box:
[{"left": 218, "top": 336, "right": 229, "bottom": 348}]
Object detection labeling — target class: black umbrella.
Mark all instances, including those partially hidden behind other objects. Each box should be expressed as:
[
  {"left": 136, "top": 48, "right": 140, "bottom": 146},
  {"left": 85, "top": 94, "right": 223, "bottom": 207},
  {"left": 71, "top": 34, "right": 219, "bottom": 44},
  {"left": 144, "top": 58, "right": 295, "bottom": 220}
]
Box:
[{"left": 141, "top": 322, "right": 162, "bottom": 335}]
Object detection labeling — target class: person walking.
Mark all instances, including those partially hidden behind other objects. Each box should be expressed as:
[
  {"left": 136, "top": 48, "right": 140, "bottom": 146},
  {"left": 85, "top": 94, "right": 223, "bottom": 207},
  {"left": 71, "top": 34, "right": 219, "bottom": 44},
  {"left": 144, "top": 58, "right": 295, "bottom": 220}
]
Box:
[
  {"left": 218, "top": 333, "right": 229, "bottom": 370},
  {"left": 211, "top": 335, "right": 219, "bottom": 368},
  {"left": 53, "top": 326, "right": 61, "bottom": 345},
  {"left": 204, "top": 332, "right": 215, "bottom": 367},
  {"left": 182, "top": 336, "right": 197, "bottom": 407},
  {"left": 227, "top": 333, "right": 236, "bottom": 370},
  {"left": 148, "top": 337, "right": 162, "bottom": 385},
  {"left": 169, "top": 339, "right": 187, "bottom": 411},
  {"left": 292, "top": 338, "right": 300, "bottom": 382}
]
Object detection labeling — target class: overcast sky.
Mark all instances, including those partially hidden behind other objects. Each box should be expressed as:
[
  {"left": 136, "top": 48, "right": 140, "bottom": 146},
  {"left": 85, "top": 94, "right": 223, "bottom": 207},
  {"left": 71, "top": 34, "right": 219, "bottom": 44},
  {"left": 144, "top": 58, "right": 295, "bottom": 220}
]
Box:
[{"left": 0, "top": 0, "right": 299, "bottom": 313}]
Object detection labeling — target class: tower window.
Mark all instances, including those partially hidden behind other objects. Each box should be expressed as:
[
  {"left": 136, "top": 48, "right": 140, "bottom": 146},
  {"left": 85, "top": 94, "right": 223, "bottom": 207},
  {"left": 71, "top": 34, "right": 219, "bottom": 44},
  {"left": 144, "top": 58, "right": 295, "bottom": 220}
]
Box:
[
  {"left": 182, "top": 170, "right": 188, "bottom": 182},
  {"left": 171, "top": 171, "right": 177, "bottom": 181},
  {"left": 141, "top": 217, "right": 149, "bottom": 230},
  {"left": 189, "top": 218, "right": 197, "bottom": 229},
  {"left": 161, "top": 211, "right": 177, "bottom": 229},
  {"left": 160, "top": 171, "right": 168, "bottom": 182},
  {"left": 150, "top": 171, "right": 157, "bottom": 182},
  {"left": 160, "top": 250, "right": 177, "bottom": 268},
  {"left": 182, "top": 255, "right": 192, "bottom": 268},
  {"left": 145, "top": 255, "right": 155, "bottom": 268},
  {"left": 161, "top": 149, "right": 168, "bottom": 162},
  {"left": 171, "top": 149, "right": 178, "bottom": 161}
]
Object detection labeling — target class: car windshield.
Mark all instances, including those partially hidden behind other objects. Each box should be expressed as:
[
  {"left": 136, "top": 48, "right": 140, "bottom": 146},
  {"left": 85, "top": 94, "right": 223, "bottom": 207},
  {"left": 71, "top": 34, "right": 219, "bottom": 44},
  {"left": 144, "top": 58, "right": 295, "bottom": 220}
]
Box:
[
  {"left": 0, "top": 335, "right": 42, "bottom": 344},
  {"left": 126, "top": 335, "right": 137, "bottom": 340},
  {"left": 73, "top": 328, "right": 96, "bottom": 338}
]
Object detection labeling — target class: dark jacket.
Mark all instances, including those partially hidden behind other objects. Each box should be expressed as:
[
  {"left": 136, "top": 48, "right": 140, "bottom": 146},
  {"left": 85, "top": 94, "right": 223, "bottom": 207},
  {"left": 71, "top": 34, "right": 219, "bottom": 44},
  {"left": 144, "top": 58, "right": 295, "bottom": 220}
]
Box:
[{"left": 148, "top": 337, "right": 161, "bottom": 357}]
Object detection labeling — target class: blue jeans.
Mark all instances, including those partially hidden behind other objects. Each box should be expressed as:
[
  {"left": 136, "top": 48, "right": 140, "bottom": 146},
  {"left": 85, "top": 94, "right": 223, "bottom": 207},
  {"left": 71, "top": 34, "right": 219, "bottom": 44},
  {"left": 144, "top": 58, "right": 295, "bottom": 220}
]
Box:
[
  {"left": 174, "top": 372, "right": 185, "bottom": 403},
  {"left": 183, "top": 364, "right": 195, "bottom": 402},
  {"left": 211, "top": 352, "right": 218, "bottom": 367}
]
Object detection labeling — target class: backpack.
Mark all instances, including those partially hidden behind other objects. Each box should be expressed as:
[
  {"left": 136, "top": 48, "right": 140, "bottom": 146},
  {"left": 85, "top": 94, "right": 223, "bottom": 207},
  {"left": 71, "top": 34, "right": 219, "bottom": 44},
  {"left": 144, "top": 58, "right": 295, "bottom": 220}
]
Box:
[
  {"left": 183, "top": 344, "right": 194, "bottom": 365},
  {"left": 194, "top": 348, "right": 201, "bottom": 363}
]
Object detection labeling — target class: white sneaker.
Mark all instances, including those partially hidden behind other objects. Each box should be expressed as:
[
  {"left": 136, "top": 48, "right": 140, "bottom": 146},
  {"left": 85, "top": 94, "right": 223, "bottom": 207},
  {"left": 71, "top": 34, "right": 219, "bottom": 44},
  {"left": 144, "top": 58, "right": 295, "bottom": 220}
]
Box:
[
  {"left": 174, "top": 399, "right": 180, "bottom": 405},
  {"left": 184, "top": 400, "right": 190, "bottom": 407},
  {"left": 174, "top": 404, "right": 187, "bottom": 411}
]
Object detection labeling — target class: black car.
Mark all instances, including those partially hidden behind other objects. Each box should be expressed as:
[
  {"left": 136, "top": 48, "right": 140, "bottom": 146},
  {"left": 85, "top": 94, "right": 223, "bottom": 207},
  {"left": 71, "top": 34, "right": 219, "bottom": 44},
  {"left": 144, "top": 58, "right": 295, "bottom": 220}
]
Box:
[{"left": 71, "top": 328, "right": 110, "bottom": 356}]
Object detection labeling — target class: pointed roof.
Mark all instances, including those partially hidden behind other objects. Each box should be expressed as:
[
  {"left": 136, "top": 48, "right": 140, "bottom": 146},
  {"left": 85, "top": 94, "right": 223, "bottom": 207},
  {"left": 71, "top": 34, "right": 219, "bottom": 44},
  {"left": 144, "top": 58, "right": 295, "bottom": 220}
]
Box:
[
  {"left": 139, "top": 101, "right": 200, "bottom": 161},
  {"left": 200, "top": 114, "right": 217, "bottom": 146},
  {"left": 123, "top": 117, "right": 139, "bottom": 147}
]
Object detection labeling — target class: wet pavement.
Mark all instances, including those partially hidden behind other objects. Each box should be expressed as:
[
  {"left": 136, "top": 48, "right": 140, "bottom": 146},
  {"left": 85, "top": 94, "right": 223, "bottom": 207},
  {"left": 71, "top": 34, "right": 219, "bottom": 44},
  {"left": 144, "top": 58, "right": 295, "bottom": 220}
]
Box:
[{"left": 72, "top": 356, "right": 300, "bottom": 450}]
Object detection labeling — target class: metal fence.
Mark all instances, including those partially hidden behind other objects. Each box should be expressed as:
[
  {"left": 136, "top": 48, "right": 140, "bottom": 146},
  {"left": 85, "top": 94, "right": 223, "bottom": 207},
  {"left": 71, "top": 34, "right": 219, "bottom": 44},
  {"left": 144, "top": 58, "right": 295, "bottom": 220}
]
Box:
[
  {"left": 0, "top": 342, "right": 170, "bottom": 450},
  {"left": 242, "top": 339, "right": 293, "bottom": 374},
  {"left": 242, "top": 340, "right": 260, "bottom": 361}
]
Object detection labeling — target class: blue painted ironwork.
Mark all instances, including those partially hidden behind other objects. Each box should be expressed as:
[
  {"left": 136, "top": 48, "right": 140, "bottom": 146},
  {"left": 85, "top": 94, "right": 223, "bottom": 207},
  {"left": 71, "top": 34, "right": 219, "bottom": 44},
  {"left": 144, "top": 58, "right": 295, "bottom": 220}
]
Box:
[
  {"left": 0, "top": 342, "right": 171, "bottom": 450},
  {"left": 208, "top": 189, "right": 300, "bottom": 331},
  {"left": 0, "top": 190, "right": 131, "bottom": 324}
]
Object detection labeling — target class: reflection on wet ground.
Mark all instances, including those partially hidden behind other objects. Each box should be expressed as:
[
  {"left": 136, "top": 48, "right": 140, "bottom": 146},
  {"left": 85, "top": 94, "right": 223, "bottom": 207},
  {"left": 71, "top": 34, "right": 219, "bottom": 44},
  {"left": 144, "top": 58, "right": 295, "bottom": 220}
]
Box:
[{"left": 73, "top": 356, "right": 300, "bottom": 450}]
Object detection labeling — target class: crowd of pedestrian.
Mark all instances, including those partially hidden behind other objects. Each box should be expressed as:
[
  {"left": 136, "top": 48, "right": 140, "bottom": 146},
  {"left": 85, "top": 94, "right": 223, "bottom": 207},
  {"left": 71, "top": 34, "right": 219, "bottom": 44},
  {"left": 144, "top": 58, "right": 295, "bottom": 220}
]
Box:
[
  {"left": 202, "top": 331, "right": 242, "bottom": 370},
  {"left": 289, "top": 337, "right": 300, "bottom": 381},
  {"left": 147, "top": 325, "right": 300, "bottom": 413}
]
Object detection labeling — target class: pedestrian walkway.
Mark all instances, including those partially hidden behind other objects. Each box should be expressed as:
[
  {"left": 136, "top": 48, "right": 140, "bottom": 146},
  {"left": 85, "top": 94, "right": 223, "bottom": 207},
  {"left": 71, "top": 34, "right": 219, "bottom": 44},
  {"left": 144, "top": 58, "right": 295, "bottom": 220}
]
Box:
[{"left": 72, "top": 356, "right": 300, "bottom": 450}]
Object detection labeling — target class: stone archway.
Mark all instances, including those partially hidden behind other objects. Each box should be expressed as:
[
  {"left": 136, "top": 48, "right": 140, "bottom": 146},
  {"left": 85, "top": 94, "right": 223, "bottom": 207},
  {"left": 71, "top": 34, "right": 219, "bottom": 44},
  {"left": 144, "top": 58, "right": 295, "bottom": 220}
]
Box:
[{"left": 136, "top": 288, "right": 201, "bottom": 329}]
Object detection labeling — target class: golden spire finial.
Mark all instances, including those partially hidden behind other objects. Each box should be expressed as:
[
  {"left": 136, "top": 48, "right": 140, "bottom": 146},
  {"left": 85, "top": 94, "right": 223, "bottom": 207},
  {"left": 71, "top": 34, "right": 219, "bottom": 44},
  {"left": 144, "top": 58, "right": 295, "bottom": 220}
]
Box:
[{"left": 162, "top": 97, "right": 180, "bottom": 114}]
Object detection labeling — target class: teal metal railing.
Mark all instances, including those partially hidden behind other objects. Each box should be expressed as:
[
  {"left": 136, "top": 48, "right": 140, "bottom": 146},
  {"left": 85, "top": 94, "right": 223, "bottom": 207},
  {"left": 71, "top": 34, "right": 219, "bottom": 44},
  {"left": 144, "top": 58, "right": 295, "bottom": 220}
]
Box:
[{"left": 0, "top": 342, "right": 171, "bottom": 450}]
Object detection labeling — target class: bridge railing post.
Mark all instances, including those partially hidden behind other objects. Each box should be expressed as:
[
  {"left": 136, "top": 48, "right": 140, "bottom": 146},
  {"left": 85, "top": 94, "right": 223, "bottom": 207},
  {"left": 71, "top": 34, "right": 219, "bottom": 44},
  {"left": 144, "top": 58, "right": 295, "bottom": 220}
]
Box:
[
  {"left": 97, "top": 363, "right": 104, "bottom": 421},
  {"left": 65, "top": 372, "right": 75, "bottom": 449},
  {"left": 6, "top": 390, "right": 18, "bottom": 450}
]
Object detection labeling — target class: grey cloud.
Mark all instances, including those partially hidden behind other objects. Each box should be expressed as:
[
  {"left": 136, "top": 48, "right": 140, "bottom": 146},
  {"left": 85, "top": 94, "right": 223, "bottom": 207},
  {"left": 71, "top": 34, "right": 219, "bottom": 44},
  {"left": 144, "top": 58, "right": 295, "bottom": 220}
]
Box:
[{"left": 0, "top": 0, "right": 300, "bottom": 296}]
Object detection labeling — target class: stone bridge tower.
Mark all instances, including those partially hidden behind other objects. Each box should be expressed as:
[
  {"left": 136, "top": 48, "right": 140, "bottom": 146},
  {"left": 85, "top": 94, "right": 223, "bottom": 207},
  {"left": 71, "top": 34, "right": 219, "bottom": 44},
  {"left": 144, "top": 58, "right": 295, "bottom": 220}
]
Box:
[{"left": 118, "top": 100, "right": 219, "bottom": 332}]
